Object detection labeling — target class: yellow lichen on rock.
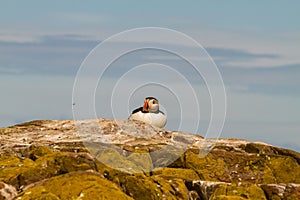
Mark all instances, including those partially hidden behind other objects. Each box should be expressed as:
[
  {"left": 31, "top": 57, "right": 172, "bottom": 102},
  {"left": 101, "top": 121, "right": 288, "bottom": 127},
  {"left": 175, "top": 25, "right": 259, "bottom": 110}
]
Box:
[
  {"left": 185, "top": 150, "right": 226, "bottom": 181},
  {"left": 267, "top": 157, "right": 300, "bottom": 183},
  {"left": 210, "top": 184, "right": 267, "bottom": 200},
  {"left": 16, "top": 171, "right": 133, "bottom": 200},
  {"left": 152, "top": 168, "right": 200, "bottom": 181}
]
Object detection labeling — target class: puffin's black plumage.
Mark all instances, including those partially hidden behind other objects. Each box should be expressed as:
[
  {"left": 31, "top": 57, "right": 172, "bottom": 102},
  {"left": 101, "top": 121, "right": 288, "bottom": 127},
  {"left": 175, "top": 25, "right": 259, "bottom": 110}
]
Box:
[
  {"left": 131, "top": 107, "right": 148, "bottom": 114},
  {"left": 145, "top": 97, "right": 157, "bottom": 101}
]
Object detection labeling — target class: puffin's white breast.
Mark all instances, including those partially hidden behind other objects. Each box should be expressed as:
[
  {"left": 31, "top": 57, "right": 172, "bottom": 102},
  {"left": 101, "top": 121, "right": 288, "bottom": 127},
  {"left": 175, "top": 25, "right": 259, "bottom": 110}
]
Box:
[{"left": 129, "top": 111, "right": 167, "bottom": 128}]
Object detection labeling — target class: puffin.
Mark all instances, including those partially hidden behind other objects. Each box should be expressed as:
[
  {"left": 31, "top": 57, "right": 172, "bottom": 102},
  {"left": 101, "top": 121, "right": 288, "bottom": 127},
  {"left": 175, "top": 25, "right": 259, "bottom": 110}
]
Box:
[{"left": 129, "top": 97, "right": 167, "bottom": 128}]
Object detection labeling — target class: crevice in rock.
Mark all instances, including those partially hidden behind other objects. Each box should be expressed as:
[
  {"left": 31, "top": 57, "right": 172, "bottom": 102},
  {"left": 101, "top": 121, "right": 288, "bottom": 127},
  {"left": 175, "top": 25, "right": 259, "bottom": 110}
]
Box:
[
  {"left": 261, "top": 186, "right": 271, "bottom": 200},
  {"left": 185, "top": 181, "right": 207, "bottom": 200}
]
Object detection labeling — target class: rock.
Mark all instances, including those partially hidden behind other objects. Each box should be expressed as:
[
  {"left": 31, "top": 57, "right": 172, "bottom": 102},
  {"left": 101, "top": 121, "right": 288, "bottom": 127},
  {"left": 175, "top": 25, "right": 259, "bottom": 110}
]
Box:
[
  {"left": 209, "top": 184, "right": 267, "bottom": 200},
  {"left": 0, "top": 181, "right": 17, "bottom": 200},
  {"left": 260, "top": 183, "right": 300, "bottom": 200},
  {"left": 185, "top": 180, "right": 229, "bottom": 200},
  {"left": 0, "top": 119, "right": 299, "bottom": 199}
]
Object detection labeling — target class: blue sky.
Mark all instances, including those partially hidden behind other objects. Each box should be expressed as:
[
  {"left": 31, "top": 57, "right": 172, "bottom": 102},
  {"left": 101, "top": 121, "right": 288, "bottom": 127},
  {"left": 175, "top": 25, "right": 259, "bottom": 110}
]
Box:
[{"left": 1, "top": 1, "right": 299, "bottom": 152}]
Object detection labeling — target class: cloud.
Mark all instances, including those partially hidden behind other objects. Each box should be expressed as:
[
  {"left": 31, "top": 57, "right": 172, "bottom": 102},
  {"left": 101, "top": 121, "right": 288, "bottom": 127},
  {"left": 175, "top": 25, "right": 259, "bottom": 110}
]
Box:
[
  {"left": 0, "top": 34, "right": 298, "bottom": 99},
  {"left": 221, "top": 64, "right": 300, "bottom": 96},
  {"left": 0, "top": 34, "right": 98, "bottom": 75},
  {"left": 0, "top": 33, "right": 298, "bottom": 107},
  {"left": 0, "top": 33, "right": 40, "bottom": 43},
  {"left": 206, "top": 47, "right": 300, "bottom": 69},
  {"left": 131, "top": 48, "right": 299, "bottom": 96},
  {"left": 144, "top": 47, "right": 279, "bottom": 63},
  {"left": 207, "top": 47, "right": 279, "bottom": 60}
]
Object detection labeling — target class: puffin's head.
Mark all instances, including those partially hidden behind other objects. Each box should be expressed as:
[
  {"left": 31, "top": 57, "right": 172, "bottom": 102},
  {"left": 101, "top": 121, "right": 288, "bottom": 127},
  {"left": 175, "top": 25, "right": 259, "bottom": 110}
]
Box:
[{"left": 143, "top": 97, "right": 159, "bottom": 113}]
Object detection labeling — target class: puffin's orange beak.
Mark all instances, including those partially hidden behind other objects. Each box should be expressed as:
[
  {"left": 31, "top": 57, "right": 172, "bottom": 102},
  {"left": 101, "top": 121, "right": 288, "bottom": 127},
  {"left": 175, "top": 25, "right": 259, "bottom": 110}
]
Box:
[{"left": 143, "top": 99, "right": 149, "bottom": 111}]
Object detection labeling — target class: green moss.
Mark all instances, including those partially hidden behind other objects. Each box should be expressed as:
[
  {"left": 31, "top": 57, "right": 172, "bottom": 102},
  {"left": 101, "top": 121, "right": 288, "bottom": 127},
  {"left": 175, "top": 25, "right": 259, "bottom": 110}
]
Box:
[
  {"left": 247, "top": 185, "right": 267, "bottom": 200},
  {"left": 185, "top": 150, "right": 226, "bottom": 181},
  {"left": 271, "top": 196, "right": 282, "bottom": 200},
  {"left": 122, "top": 175, "right": 162, "bottom": 200},
  {"left": 16, "top": 171, "right": 133, "bottom": 200},
  {"left": 287, "top": 195, "right": 300, "bottom": 200},
  {"left": 54, "top": 154, "right": 94, "bottom": 173},
  {"left": 96, "top": 148, "right": 153, "bottom": 173},
  {"left": 112, "top": 172, "right": 190, "bottom": 200},
  {"left": 29, "top": 146, "right": 54, "bottom": 159},
  {"left": 0, "top": 155, "right": 23, "bottom": 167},
  {"left": 19, "top": 150, "right": 97, "bottom": 186},
  {"left": 16, "top": 186, "right": 60, "bottom": 200},
  {"left": 267, "top": 157, "right": 300, "bottom": 183},
  {"left": 262, "top": 165, "right": 276, "bottom": 184},
  {"left": 0, "top": 156, "right": 35, "bottom": 186},
  {"left": 165, "top": 178, "right": 189, "bottom": 199},
  {"left": 153, "top": 177, "right": 189, "bottom": 200},
  {"left": 211, "top": 196, "right": 245, "bottom": 200},
  {"left": 0, "top": 147, "right": 97, "bottom": 188},
  {"left": 94, "top": 166, "right": 191, "bottom": 199},
  {"left": 152, "top": 168, "right": 200, "bottom": 181},
  {"left": 18, "top": 155, "right": 60, "bottom": 187},
  {"left": 210, "top": 184, "right": 267, "bottom": 200}
]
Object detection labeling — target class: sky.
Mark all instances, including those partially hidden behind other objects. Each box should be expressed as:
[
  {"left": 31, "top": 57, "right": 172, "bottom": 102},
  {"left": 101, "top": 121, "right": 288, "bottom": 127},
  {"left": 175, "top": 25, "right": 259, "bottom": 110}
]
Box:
[{"left": 0, "top": 1, "right": 299, "bottom": 152}]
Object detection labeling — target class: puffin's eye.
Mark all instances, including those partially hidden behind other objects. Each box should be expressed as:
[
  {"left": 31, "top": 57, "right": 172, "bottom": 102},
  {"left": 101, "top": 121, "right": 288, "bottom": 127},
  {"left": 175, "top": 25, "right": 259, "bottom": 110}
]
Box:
[{"left": 153, "top": 100, "right": 157, "bottom": 104}]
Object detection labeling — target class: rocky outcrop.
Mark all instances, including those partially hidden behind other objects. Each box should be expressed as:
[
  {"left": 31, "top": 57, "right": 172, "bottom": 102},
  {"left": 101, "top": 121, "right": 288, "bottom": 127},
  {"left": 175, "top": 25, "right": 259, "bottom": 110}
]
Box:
[{"left": 0, "top": 119, "right": 299, "bottom": 199}]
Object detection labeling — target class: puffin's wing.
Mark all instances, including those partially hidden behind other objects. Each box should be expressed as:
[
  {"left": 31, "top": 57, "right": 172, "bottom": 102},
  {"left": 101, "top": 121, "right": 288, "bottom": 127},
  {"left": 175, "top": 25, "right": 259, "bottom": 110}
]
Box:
[
  {"left": 131, "top": 107, "right": 143, "bottom": 114},
  {"left": 159, "top": 110, "right": 165, "bottom": 115}
]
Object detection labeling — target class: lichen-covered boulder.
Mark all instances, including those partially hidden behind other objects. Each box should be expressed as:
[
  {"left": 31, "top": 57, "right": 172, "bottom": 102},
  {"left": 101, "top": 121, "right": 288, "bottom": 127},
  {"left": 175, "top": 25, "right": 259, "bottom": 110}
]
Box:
[
  {"left": 0, "top": 119, "right": 299, "bottom": 199},
  {"left": 15, "top": 171, "right": 133, "bottom": 200},
  {"left": 0, "top": 146, "right": 96, "bottom": 190}
]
